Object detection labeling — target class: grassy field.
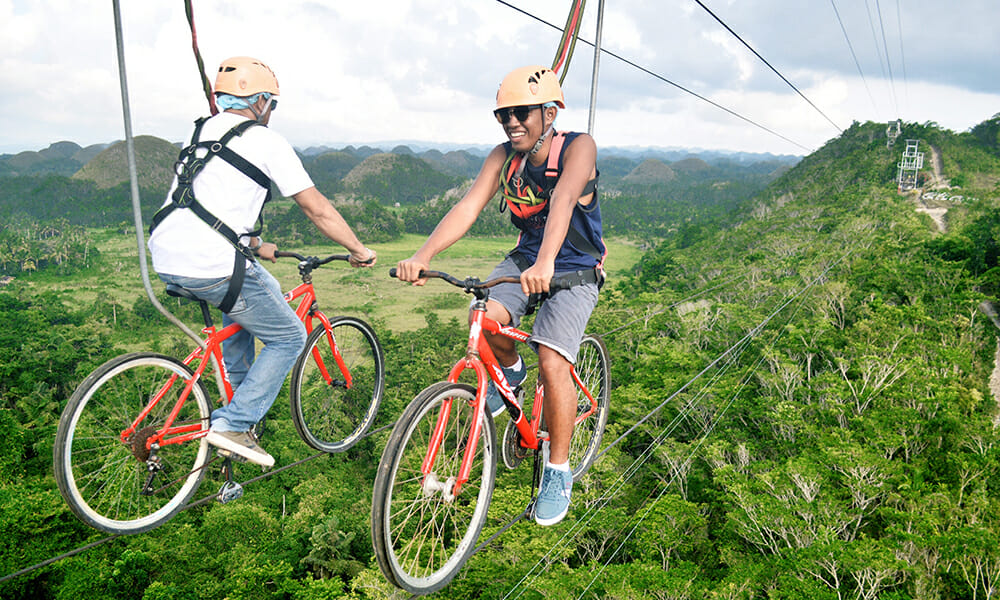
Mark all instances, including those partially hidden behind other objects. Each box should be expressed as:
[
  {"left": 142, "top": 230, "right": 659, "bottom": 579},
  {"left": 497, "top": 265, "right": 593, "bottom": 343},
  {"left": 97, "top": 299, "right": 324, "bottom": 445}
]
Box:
[{"left": 38, "top": 230, "right": 642, "bottom": 335}]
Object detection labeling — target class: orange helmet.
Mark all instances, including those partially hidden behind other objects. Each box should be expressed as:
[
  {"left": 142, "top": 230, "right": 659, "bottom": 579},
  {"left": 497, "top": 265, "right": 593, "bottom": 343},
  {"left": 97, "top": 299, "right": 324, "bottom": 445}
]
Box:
[
  {"left": 496, "top": 66, "right": 564, "bottom": 110},
  {"left": 214, "top": 56, "right": 280, "bottom": 97}
]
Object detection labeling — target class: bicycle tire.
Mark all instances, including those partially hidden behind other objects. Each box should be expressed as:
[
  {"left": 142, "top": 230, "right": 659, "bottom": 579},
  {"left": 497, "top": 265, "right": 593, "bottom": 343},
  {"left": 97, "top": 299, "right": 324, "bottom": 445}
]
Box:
[
  {"left": 290, "top": 316, "right": 384, "bottom": 453},
  {"left": 567, "top": 334, "right": 611, "bottom": 480},
  {"left": 371, "top": 382, "right": 497, "bottom": 595},
  {"left": 53, "top": 352, "right": 212, "bottom": 535}
]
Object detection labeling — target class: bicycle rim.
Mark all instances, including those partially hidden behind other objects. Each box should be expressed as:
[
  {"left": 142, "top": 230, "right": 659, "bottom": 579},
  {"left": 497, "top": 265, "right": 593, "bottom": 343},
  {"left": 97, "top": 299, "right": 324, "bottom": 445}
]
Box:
[
  {"left": 53, "top": 353, "right": 211, "bottom": 534},
  {"left": 290, "top": 317, "right": 384, "bottom": 453},
  {"left": 568, "top": 334, "right": 611, "bottom": 480},
  {"left": 372, "top": 382, "right": 496, "bottom": 595}
]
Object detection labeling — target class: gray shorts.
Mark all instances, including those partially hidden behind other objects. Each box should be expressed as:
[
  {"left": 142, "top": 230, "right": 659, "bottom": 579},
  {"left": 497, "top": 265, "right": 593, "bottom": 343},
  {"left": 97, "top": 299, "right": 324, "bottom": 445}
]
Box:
[{"left": 484, "top": 257, "right": 599, "bottom": 363}]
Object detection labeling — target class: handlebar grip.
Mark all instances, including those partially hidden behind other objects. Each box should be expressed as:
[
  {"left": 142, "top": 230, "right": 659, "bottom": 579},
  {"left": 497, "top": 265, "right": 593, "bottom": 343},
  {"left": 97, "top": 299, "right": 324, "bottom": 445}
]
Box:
[
  {"left": 549, "top": 278, "right": 572, "bottom": 292},
  {"left": 389, "top": 268, "right": 398, "bottom": 278}
]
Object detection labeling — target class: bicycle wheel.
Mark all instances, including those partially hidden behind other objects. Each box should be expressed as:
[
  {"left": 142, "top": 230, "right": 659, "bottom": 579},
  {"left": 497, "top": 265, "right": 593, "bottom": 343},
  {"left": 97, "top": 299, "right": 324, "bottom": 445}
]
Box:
[
  {"left": 53, "top": 352, "right": 212, "bottom": 535},
  {"left": 290, "top": 316, "right": 384, "bottom": 453},
  {"left": 372, "top": 382, "right": 497, "bottom": 595},
  {"left": 567, "top": 334, "right": 611, "bottom": 481}
]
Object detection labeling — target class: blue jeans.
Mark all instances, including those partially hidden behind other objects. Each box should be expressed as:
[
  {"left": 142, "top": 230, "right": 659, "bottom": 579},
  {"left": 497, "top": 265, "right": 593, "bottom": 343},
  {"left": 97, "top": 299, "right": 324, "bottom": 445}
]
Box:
[{"left": 158, "top": 263, "right": 307, "bottom": 432}]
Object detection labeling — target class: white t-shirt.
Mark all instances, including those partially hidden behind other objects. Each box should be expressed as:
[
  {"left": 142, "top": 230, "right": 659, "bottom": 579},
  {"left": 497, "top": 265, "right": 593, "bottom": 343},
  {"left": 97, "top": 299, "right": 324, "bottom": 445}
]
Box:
[{"left": 149, "top": 113, "right": 314, "bottom": 278}]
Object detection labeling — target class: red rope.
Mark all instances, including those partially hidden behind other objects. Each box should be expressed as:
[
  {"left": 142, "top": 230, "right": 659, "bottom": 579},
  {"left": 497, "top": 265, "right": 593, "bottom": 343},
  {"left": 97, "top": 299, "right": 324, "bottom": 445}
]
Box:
[
  {"left": 551, "top": 0, "right": 585, "bottom": 81},
  {"left": 185, "top": 0, "right": 217, "bottom": 115}
]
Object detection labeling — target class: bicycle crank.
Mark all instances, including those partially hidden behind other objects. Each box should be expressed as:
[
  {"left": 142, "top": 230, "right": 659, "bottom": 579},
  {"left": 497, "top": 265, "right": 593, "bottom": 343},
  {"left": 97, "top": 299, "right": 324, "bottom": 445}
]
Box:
[{"left": 502, "top": 419, "right": 531, "bottom": 469}]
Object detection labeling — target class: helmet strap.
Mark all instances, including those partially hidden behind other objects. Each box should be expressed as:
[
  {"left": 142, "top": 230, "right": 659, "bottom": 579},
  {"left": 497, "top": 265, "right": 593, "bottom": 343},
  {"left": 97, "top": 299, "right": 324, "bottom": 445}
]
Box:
[
  {"left": 529, "top": 124, "right": 554, "bottom": 156},
  {"left": 247, "top": 96, "right": 274, "bottom": 124}
]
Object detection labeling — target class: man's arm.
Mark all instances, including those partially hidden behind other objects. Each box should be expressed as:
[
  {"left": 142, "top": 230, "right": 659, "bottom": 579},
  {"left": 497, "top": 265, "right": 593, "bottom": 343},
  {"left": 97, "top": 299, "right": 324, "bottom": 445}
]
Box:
[
  {"left": 292, "top": 186, "right": 375, "bottom": 266},
  {"left": 519, "top": 133, "right": 598, "bottom": 295},
  {"left": 396, "top": 145, "right": 507, "bottom": 284}
]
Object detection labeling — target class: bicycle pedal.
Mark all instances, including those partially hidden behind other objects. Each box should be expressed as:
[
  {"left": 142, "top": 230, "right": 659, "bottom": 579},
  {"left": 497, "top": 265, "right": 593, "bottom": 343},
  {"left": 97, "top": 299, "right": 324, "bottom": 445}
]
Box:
[
  {"left": 216, "top": 448, "right": 248, "bottom": 463},
  {"left": 218, "top": 481, "right": 244, "bottom": 504}
]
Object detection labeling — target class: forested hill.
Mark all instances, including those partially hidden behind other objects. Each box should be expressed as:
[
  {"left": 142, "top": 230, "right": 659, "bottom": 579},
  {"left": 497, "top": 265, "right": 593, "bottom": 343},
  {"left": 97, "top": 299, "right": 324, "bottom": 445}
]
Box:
[
  {"left": 577, "top": 116, "right": 1000, "bottom": 599},
  {"left": 0, "top": 135, "right": 794, "bottom": 273},
  {"left": 2, "top": 116, "right": 1000, "bottom": 599}
]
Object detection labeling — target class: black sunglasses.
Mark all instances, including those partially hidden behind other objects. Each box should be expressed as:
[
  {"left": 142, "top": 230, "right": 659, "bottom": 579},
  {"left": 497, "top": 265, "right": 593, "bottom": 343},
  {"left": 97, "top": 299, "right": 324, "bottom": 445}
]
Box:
[
  {"left": 494, "top": 104, "right": 540, "bottom": 124},
  {"left": 269, "top": 99, "right": 278, "bottom": 112}
]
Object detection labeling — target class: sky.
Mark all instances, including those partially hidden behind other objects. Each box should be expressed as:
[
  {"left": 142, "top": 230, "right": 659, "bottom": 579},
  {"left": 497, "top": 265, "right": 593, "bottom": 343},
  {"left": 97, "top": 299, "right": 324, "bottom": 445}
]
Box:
[{"left": 1, "top": 0, "right": 998, "bottom": 157}]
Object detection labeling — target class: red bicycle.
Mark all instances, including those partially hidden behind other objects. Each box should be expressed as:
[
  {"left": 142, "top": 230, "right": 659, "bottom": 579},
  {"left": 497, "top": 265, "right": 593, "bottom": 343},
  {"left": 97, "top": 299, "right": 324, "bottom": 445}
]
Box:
[
  {"left": 371, "top": 269, "right": 610, "bottom": 594},
  {"left": 53, "top": 251, "right": 384, "bottom": 535}
]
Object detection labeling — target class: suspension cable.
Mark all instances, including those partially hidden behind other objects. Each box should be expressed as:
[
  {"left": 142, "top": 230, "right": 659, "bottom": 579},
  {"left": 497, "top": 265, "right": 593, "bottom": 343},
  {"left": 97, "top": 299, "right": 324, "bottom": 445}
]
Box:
[
  {"left": 495, "top": 0, "right": 813, "bottom": 152},
  {"left": 829, "top": 0, "right": 880, "bottom": 118},
  {"left": 1, "top": 419, "right": 397, "bottom": 583},
  {"left": 691, "top": 0, "right": 842, "bottom": 133},
  {"left": 873, "top": 0, "right": 899, "bottom": 116},
  {"left": 574, "top": 259, "right": 844, "bottom": 599},
  {"left": 505, "top": 247, "right": 853, "bottom": 598}
]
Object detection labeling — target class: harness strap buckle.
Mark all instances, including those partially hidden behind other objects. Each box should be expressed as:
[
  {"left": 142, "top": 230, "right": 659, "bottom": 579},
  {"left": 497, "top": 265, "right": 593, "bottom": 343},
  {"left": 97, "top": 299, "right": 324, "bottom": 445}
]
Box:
[{"left": 172, "top": 186, "right": 196, "bottom": 208}]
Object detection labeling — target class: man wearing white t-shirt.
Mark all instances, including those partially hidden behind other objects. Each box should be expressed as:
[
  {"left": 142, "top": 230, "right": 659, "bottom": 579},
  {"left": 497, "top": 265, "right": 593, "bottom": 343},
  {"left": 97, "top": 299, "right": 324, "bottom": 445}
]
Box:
[{"left": 148, "top": 56, "right": 376, "bottom": 467}]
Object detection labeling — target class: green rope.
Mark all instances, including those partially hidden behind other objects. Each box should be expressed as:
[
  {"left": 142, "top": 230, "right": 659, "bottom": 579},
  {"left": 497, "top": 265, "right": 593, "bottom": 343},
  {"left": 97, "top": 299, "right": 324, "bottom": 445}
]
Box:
[{"left": 551, "top": 0, "right": 586, "bottom": 82}]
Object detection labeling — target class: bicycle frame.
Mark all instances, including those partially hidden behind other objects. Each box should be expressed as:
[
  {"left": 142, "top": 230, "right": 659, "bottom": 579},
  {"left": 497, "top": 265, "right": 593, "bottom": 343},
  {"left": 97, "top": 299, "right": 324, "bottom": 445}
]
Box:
[
  {"left": 428, "top": 295, "right": 600, "bottom": 496},
  {"left": 118, "top": 270, "right": 347, "bottom": 454}
]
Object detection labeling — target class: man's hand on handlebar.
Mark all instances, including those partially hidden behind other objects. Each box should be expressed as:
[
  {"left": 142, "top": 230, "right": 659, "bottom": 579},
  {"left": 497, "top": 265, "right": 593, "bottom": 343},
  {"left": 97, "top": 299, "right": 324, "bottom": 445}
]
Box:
[
  {"left": 257, "top": 242, "right": 279, "bottom": 263},
  {"left": 395, "top": 256, "right": 430, "bottom": 286},
  {"left": 519, "top": 261, "right": 554, "bottom": 295},
  {"left": 348, "top": 247, "right": 377, "bottom": 268}
]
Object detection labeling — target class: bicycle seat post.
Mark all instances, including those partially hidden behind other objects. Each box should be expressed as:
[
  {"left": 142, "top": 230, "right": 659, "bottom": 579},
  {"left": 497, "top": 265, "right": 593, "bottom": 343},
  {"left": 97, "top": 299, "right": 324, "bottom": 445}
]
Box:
[{"left": 165, "top": 283, "right": 214, "bottom": 327}]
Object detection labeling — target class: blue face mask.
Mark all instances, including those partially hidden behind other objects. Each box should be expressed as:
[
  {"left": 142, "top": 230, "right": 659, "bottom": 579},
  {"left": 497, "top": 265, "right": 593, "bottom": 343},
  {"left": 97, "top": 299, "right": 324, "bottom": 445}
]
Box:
[{"left": 215, "top": 92, "right": 271, "bottom": 110}]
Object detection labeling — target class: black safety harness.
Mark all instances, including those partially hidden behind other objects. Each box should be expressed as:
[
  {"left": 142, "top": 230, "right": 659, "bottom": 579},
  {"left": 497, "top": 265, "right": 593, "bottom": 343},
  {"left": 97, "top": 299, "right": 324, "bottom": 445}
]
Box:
[
  {"left": 149, "top": 117, "right": 272, "bottom": 313},
  {"left": 499, "top": 131, "right": 605, "bottom": 313}
]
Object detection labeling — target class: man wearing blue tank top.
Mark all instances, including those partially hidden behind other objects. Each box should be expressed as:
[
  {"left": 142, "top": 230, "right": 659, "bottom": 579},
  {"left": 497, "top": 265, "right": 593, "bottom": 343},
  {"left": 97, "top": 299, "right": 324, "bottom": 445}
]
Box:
[{"left": 396, "top": 65, "right": 605, "bottom": 526}]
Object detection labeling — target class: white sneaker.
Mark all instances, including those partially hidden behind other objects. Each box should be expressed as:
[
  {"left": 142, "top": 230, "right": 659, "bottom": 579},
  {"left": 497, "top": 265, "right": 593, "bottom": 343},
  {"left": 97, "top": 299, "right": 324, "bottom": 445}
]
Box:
[{"left": 206, "top": 429, "right": 274, "bottom": 467}]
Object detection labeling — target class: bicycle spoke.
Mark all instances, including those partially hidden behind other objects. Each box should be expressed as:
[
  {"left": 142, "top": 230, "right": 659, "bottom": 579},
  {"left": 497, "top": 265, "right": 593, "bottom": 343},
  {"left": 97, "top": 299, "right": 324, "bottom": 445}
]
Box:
[
  {"left": 372, "top": 383, "right": 496, "bottom": 595},
  {"left": 291, "top": 318, "right": 384, "bottom": 453},
  {"left": 54, "top": 354, "right": 212, "bottom": 534}
]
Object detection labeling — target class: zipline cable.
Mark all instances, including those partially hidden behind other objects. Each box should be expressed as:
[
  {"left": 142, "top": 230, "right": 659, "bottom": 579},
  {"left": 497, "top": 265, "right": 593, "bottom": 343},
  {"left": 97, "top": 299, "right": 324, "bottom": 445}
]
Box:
[
  {"left": 829, "top": 0, "right": 880, "bottom": 119},
  {"left": 495, "top": 0, "right": 813, "bottom": 152},
  {"left": 574, "top": 258, "right": 845, "bottom": 599},
  {"left": 863, "top": 0, "right": 890, "bottom": 103},
  {"left": 507, "top": 247, "right": 853, "bottom": 598},
  {"left": 691, "top": 0, "right": 842, "bottom": 133},
  {"left": 895, "top": 0, "right": 908, "bottom": 109},
  {"left": 0, "top": 536, "right": 120, "bottom": 585},
  {"left": 597, "top": 269, "right": 749, "bottom": 340},
  {"left": 1, "top": 419, "right": 399, "bottom": 582},
  {"left": 504, "top": 329, "right": 756, "bottom": 599},
  {"left": 873, "top": 0, "right": 899, "bottom": 116}
]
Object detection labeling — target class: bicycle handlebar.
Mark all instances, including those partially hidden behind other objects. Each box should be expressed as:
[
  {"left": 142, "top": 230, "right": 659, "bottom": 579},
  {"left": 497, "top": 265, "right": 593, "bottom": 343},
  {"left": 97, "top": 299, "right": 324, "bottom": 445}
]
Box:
[
  {"left": 388, "top": 267, "right": 571, "bottom": 292},
  {"left": 272, "top": 251, "right": 350, "bottom": 266}
]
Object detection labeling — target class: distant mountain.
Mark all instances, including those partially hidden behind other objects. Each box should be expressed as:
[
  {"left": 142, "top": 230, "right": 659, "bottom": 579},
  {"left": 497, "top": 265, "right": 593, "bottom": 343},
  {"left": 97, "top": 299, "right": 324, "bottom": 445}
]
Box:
[
  {"left": 342, "top": 152, "right": 464, "bottom": 205},
  {"left": 302, "top": 151, "right": 363, "bottom": 196},
  {"left": 417, "top": 149, "right": 483, "bottom": 179},
  {"left": 0, "top": 141, "right": 110, "bottom": 177},
  {"left": 623, "top": 159, "right": 677, "bottom": 185},
  {"left": 671, "top": 157, "right": 712, "bottom": 174},
  {"left": 72, "top": 135, "right": 178, "bottom": 190}
]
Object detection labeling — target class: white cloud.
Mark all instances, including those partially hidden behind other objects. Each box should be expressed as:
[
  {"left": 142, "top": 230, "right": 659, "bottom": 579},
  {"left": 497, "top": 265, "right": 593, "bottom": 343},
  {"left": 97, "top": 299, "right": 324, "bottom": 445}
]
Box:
[{"left": 1, "top": 0, "right": 997, "bottom": 156}]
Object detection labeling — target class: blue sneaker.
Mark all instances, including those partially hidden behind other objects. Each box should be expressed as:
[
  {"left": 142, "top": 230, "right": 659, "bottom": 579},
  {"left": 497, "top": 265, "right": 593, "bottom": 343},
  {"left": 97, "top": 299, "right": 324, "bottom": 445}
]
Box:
[
  {"left": 535, "top": 465, "right": 573, "bottom": 525},
  {"left": 485, "top": 360, "right": 526, "bottom": 418}
]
